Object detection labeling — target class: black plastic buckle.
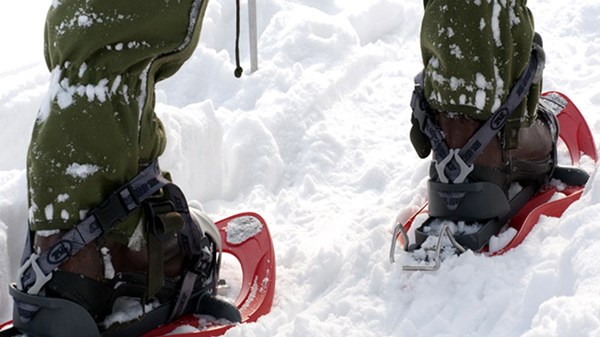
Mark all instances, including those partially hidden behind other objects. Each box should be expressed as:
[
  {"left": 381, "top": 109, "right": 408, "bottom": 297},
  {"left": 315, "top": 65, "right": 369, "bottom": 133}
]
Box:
[{"left": 92, "top": 185, "right": 138, "bottom": 233}]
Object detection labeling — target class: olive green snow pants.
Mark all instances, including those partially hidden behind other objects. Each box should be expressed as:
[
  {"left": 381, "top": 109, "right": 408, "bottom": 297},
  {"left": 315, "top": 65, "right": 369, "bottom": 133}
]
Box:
[
  {"left": 28, "top": 0, "right": 209, "bottom": 241},
  {"left": 420, "top": 0, "right": 541, "bottom": 129}
]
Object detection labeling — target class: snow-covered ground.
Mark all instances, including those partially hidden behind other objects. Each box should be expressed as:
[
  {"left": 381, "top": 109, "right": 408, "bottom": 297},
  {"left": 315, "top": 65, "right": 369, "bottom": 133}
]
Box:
[{"left": 2, "top": 0, "right": 600, "bottom": 336}]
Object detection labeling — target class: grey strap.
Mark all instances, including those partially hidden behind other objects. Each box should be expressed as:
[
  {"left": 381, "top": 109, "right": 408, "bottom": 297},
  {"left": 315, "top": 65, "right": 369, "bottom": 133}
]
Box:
[
  {"left": 412, "top": 49, "right": 541, "bottom": 184},
  {"left": 457, "top": 51, "right": 540, "bottom": 168},
  {"left": 169, "top": 271, "right": 199, "bottom": 321}
]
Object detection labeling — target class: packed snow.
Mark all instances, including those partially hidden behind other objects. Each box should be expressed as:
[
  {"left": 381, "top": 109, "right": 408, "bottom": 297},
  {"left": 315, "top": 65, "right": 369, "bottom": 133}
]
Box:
[
  {"left": 1, "top": 0, "right": 600, "bottom": 336},
  {"left": 224, "top": 215, "right": 264, "bottom": 244}
]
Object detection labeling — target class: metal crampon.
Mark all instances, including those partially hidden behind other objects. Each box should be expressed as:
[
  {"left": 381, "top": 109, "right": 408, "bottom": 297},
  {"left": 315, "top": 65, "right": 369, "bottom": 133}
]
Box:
[{"left": 390, "top": 221, "right": 466, "bottom": 271}]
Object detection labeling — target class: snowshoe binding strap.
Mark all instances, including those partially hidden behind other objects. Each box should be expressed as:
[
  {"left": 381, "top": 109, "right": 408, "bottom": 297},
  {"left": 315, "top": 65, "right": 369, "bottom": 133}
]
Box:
[
  {"left": 17, "top": 161, "right": 170, "bottom": 297},
  {"left": 411, "top": 42, "right": 544, "bottom": 185},
  {"left": 10, "top": 161, "right": 239, "bottom": 337},
  {"left": 405, "top": 35, "right": 551, "bottom": 253}
]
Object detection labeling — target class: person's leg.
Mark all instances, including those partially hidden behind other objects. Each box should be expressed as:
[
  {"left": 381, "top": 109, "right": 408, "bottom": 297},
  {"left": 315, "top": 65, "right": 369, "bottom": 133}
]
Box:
[
  {"left": 420, "top": 0, "right": 540, "bottom": 127},
  {"left": 409, "top": 0, "right": 556, "bottom": 230},
  {"left": 15, "top": 0, "right": 226, "bottom": 333},
  {"left": 30, "top": 0, "right": 208, "bottom": 242}
]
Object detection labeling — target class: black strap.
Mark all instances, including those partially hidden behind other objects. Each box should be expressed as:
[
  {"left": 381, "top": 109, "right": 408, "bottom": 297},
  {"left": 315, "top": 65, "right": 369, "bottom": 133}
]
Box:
[
  {"left": 144, "top": 183, "right": 215, "bottom": 321},
  {"left": 18, "top": 161, "right": 170, "bottom": 295},
  {"left": 456, "top": 185, "right": 536, "bottom": 251},
  {"left": 16, "top": 160, "right": 220, "bottom": 329}
]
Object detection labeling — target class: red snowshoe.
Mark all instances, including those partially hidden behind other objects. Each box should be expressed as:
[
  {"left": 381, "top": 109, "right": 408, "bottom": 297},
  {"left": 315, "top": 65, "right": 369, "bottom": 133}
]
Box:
[
  {"left": 390, "top": 91, "right": 597, "bottom": 270},
  {"left": 0, "top": 212, "right": 275, "bottom": 337}
]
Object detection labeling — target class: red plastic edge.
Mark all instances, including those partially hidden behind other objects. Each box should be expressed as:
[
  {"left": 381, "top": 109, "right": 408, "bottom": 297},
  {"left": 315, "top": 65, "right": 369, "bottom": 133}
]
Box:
[
  {"left": 142, "top": 212, "right": 276, "bottom": 337},
  {"left": 546, "top": 91, "right": 598, "bottom": 163}
]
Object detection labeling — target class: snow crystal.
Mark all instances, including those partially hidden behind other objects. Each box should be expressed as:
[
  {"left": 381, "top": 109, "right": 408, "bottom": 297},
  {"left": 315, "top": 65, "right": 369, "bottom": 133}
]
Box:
[
  {"left": 428, "top": 70, "right": 446, "bottom": 85},
  {"left": 35, "top": 229, "right": 60, "bottom": 237},
  {"left": 79, "top": 209, "right": 89, "bottom": 220},
  {"left": 166, "top": 325, "right": 201, "bottom": 335},
  {"left": 225, "top": 216, "right": 263, "bottom": 244},
  {"left": 197, "top": 315, "right": 234, "bottom": 330},
  {"left": 54, "top": 10, "right": 134, "bottom": 36},
  {"left": 101, "top": 247, "right": 115, "bottom": 279},
  {"left": 44, "top": 66, "right": 115, "bottom": 113},
  {"left": 423, "top": 219, "right": 483, "bottom": 237},
  {"left": 37, "top": 67, "right": 62, "bottom": 123},
  {"left": 137, "top": 65, "right": 150, "bottom": 122},
  {"left": 240, "top": 278, "right": 264, "bottom": 311},
  {"left": 102, "top": 297, "right": 159, "bottom": 328},
  {"left": 473, "top": 73, "right": 490, "bottom": 110},
  {"left": 126, "top": 41, "right": 151, "bottom": 49},
  {"left": 164, "top": 315, "right": 235, "bottom": 335},
  {"left": 491, "top": 63, "right": 505, "bottom": 112},
  {"left": 56, "top": 78, "right": 75, "bottom": 108},
  {"left": 550, "top": 178, "right": 568, "bottom": 192},
  {"left": 56, "top": 193, "right": 69, "bottom": 202},
  {"left": 475, "top": 73, "right": 488, "bottom": 89},
  {"left": 60, "top": 209, "right": 69, "bottom": 221},
  {"left": 449, "top": 76, "right": 465, "bottom": 91},
  {"left": 78, "top": 15, "right": 92, "bottom": 27},
  {"left": 449, "top": 44, "right": 463, "bottom": 59},
  {"left": 65, "top": 163, "right": 100, "bottom": 179},
  {"left": 488, "top": 227, "right": 517, "bottom": 253},
  {"left": 84, "top": 78, "right": 110, "bottom": 102},
  {"left": 508, "top": 1, "right": 521, "bottom": 26},
  {"left": 44, "top": 204, "right": 53, "bottom": 221},
  {"left": 428, "top": 57, "right": 439, "bottom": 69},
  {"left": 78, "top": 63, "right": 87, "bottom": 78},
  {"left": 28, "top": 202, "right": 39, "bottom": 224},
  {"left": 475, "top": 90, "right": 486, "bottom": 110},
  {"left": 111, "top": 75, "right": 122, "bottom": 94},
  {"left": 491, "top": 0, "right": 502, "bottom": 47}
]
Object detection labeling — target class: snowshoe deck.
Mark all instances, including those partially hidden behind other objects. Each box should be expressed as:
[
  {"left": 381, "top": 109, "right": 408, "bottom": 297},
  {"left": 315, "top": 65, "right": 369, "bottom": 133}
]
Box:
[
  {"left": 0, "top": 212, "right": 276, "bottom": 337},
  {"left": 390, "top": 91, "right": 597, "bottom": 267}
]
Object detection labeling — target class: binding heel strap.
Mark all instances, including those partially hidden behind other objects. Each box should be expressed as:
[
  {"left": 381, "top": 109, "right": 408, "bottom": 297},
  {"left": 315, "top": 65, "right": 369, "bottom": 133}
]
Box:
[{"left": 10, "top": 161, "right": 239, "bottom": 337}]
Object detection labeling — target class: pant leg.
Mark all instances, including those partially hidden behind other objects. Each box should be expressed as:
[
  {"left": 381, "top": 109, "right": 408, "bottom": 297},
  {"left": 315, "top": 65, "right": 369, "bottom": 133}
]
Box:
[
  {"left": 420, "top": 0, "right": 540, "bottom": 128},
  {"left": 28, "top": 0, "right": 209, "bottom": 241}
]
